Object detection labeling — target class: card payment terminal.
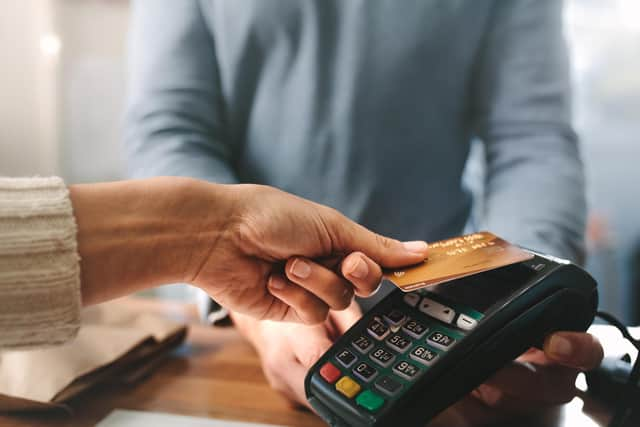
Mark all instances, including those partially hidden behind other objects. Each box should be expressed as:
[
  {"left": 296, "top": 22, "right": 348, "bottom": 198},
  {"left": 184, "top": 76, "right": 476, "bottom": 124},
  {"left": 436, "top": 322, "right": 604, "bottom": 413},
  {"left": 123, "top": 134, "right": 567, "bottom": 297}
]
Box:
[{"left": 305, "top": 251, "right": 598, "bottom": 426}]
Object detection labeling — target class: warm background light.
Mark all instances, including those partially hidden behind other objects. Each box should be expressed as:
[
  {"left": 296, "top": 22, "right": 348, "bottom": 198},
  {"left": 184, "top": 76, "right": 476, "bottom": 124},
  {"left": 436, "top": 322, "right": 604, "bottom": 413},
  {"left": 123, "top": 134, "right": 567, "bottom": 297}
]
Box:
[{"left": 40, "top": 33, "right": 62, "bottom": 57}]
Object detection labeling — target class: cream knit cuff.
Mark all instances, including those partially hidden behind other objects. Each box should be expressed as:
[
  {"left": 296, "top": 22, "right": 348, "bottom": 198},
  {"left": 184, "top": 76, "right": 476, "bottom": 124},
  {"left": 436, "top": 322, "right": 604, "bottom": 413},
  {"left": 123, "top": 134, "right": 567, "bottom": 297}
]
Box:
[{"left": 0, "top": 177, "right": 81, "bottom": 349}]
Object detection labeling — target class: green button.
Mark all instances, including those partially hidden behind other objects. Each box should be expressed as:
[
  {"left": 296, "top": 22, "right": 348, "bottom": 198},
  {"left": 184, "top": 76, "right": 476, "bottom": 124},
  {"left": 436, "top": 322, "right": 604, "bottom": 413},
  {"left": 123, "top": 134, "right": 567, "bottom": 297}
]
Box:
[{"left": 356, "top": 389, "right": 385, "bottom": 412}]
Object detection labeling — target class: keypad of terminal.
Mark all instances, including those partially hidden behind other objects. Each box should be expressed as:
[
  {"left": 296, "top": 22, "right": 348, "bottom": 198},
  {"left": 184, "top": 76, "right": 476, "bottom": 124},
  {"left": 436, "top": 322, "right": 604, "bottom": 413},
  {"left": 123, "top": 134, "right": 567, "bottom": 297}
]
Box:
[{"left": 316, "top": 289, "right": 484, "bottom": 415}]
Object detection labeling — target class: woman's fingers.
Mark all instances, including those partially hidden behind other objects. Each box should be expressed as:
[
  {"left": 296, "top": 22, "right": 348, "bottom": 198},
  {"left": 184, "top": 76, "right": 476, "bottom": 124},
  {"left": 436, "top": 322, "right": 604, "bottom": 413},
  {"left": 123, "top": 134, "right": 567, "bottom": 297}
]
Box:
[
  {"left": 543, "top": 331, "right": 604, "bottom": 371},
  {"left": 285, "top": 257, "right": 355, "bottom": 309},
  {"left": 340, "top": 252, "right": 383, "bottom": 297},
  {"left": 268, "top": 252, "right": 384, "bottom": 325},
  {"left": 323, "top": 209, "right": 428, "bottom": 267},
  {"left": 267, "top": 274, "right": 330, "bottom": 324},
  {"left": 266, "top": 253, "right": 369, "bottom": 324}
]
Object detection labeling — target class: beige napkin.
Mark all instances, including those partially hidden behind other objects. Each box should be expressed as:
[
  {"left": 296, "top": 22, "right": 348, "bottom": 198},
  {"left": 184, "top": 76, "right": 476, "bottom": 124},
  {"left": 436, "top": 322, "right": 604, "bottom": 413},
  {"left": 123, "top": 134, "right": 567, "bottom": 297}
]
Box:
[{"left": 0, "top": 300, "right": 187, "bottom": 412}]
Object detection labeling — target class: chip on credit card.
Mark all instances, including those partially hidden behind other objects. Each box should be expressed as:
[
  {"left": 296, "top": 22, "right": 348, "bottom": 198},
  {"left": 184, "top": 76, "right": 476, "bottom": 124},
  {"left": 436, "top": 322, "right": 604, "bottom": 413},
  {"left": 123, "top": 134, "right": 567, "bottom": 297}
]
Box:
[{"left": 384, "top": 231, "right": 534, "bottom": 292}]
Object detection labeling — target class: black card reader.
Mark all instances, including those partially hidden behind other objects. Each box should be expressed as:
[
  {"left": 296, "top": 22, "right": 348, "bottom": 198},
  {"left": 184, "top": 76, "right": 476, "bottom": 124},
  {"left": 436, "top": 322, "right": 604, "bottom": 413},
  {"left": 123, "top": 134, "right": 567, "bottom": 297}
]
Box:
[{"left": 305, "top": 251, "right": 598, "bottom": 427}]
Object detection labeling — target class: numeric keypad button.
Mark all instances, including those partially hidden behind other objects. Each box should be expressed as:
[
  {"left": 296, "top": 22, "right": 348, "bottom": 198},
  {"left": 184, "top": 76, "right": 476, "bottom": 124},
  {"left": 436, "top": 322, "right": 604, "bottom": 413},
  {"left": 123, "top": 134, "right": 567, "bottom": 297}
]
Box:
[
  {"left": 352, "top": 362, "right": 378, "bottom": 382},
  {"left": 367, "top": 319, "right": 390, "bottom": 341},
  {"left": 410, "top": 346, "right": 439, "bottom": 366},
  {"left": 393, "top": 360, "right": 421, "bottom": 380},
  {"left": 369, "top": 347, "right": 396, "bottom": 367},
  {"left": 383, "top": 309, "right": 406, "bottom": 326},
  {"left": 427, "top": 331, "right": 456, "bottom": 351},
  {"left": 402, "top": 318, "right": 428, "bottom": 338},
  {"left": 352, "top": 335, "right": 374, "bottom": 354},
  {"left": 336, "top": 349, "right": 357, "bottom": 368},
  {"left": 386, "top": 334, "right": 411, "bottom": 353}
]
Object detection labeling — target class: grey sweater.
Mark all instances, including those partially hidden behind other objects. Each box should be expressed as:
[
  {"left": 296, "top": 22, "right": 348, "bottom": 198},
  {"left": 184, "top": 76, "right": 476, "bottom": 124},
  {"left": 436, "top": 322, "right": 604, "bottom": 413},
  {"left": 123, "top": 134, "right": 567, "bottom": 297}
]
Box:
[{"left": 125, "top": 0, "right": 585, "bottom": 262}]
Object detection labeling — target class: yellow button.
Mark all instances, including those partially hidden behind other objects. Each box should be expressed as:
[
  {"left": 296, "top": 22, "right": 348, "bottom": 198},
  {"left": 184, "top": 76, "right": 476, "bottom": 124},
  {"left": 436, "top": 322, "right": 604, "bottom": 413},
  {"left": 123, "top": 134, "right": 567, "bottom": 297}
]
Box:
[{"left": 335, "top": 376, "right": 361, "bottom": 399}]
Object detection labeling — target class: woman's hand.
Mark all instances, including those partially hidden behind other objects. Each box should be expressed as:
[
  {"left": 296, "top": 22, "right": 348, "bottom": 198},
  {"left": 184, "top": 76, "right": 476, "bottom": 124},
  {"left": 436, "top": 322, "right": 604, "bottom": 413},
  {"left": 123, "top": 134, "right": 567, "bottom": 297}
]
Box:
[
  {"left": 186, "top": 181, "right": 427, "bottom": 323},
  {"left": 70, "top": 177, "right": 427, "bottom": 324}
]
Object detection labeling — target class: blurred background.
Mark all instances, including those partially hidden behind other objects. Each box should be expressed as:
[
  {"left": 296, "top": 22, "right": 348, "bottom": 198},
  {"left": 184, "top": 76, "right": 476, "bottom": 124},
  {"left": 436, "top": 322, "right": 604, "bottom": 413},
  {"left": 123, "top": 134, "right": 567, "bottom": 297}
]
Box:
[{"left": 1, "top": 0, "right": 638, "bottom": 322}]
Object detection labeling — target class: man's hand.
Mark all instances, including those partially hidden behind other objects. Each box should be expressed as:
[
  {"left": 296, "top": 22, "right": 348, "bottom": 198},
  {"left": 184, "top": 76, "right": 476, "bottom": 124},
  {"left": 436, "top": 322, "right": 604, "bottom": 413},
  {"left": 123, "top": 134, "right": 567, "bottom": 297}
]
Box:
[
  {"left": 232, "top": 301, "right": 363, "bottom": 405},
  {"left": 457, "top": 332, "right": 604, "bottom": 422},
  {"left": 424, "top": 332, "right": 605, "bottom": 426},
  {"left": 185, "top": 182, "right": 428, "bottom": 324}
]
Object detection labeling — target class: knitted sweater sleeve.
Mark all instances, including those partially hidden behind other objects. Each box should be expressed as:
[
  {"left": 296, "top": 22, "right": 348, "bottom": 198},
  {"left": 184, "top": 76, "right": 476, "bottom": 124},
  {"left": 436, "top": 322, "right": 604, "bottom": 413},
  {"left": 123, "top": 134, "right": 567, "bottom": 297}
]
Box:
[{"left": 0, "top": 177, "right": 81, "bottom": 348}]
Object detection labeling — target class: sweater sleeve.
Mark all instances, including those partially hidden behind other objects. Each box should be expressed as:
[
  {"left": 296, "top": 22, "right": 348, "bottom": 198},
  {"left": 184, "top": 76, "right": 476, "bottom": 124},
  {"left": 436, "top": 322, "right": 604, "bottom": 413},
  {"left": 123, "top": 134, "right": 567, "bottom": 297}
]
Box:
[{"left": 0, "top": 177, "right": 81, "bottom": 349}]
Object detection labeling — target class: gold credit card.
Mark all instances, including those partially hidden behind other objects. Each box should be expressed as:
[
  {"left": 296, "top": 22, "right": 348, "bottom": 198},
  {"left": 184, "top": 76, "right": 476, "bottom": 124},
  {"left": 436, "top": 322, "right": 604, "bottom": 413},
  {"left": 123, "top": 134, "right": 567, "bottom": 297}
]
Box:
[{"left": 384, "top": 231, "right": 534, "bottom": 292}]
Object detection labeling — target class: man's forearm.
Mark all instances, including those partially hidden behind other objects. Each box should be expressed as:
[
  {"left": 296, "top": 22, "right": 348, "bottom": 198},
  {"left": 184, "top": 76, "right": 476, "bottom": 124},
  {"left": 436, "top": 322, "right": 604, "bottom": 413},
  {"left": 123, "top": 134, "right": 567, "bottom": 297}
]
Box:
[{"left": 69, "top": 177, "right": 234, "bottom": 305}]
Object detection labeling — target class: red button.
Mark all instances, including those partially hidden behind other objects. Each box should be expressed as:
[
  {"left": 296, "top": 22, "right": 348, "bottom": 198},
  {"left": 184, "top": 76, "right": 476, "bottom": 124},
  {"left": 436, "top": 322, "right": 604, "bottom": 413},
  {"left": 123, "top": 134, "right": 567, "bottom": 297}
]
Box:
[{"left": 319, "top": 362, "right": 342, "bottom": 383}]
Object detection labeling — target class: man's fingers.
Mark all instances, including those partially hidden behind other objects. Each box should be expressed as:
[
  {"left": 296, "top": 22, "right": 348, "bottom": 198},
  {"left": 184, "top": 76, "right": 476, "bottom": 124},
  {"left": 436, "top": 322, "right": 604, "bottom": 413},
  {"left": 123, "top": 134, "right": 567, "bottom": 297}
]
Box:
[
  {"left": 480, "top": 361, "right": 579, "bottom": 407},
  {"left": 472, "top": 384, "right": 545, "bottom": 415},
  {"left": 288, "top": 361, "right": 313, "bottom": 409},
  {"left": 285, "top": 257, "right": 354, "bottom": 309},
  {"left": 257, "top": 323, "right": 314, "bottom": 408},
  {"left": 288, "top": 323, "right": 335, "bottom": 369},
  {"left": 267, "top": 274, "right": 329, "bottom": 324},
  {"left": 286, "top": 324, "right": 333, "bottom": 408},
  {"left": 471, "top": 334, "right": 603, "bottom": 414},
  {"left": 543, "top": 331, "right": 604, "bottom": 370},
  {"left": 270, "top": 357, "right": 311, "bottom": 409},
  {"left": 330, "top": 300, "right": 363, "bottom": 335},
  {"left": 325, "top": 209, "right": 428, "bottom": 268},
  {"left": 340, "top": 252, "right": 383, "bottom": 297}
]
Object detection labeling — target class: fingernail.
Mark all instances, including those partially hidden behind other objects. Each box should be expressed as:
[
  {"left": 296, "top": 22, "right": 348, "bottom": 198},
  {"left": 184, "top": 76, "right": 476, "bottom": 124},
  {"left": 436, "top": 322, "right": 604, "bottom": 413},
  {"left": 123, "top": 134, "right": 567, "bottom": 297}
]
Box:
[
  {"left": 290, "top": 259, "right": 311, "bottom": 279},
  {"left": 345, "top": 256, "right": 368, "bottom": 279},
  {"left": 269, "top": 275, "right": 286, "bottom": 290},
  {"left": 403, "top": 240, "right": 428, "bottom": 254},
  {"left": 549, "top": 335, "right": 573, "bottom": 358}
]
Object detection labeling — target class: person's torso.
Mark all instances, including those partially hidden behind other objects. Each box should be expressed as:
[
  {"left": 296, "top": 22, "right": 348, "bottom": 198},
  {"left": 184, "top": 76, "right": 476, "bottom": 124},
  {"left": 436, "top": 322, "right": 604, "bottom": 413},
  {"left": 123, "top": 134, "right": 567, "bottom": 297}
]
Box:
[{"left": 201, "top": 0, "right": 494, "bottom": 241}]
